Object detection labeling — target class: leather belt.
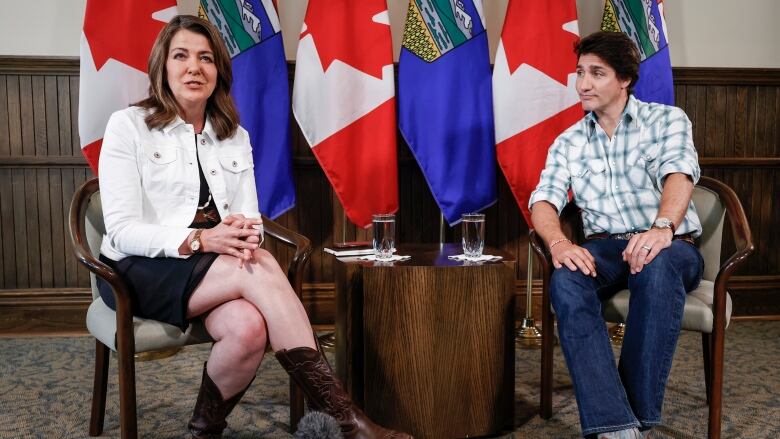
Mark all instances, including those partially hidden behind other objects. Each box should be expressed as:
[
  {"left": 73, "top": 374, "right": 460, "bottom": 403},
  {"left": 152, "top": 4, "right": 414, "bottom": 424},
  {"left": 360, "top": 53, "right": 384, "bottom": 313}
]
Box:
[{"left": 588, "top": 231, "right": 695, "bottom": 245}]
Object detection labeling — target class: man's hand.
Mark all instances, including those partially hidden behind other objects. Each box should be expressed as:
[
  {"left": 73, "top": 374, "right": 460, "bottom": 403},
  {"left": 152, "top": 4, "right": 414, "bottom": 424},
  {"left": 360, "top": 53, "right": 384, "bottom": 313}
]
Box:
[
  {"left": 623, "top": 228, "right": 673, "bottom": 274},
  {"left": 551, "top": 241, "right": 597, "bottom": 277}
]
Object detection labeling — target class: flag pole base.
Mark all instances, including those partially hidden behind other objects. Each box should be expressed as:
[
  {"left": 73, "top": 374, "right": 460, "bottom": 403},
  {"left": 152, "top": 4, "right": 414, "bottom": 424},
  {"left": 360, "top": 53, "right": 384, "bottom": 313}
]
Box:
[
  {"left": 609, "top": 323, "right": 626, "bottom": 346},
  {"left": 516, "top": 317, "right": 545, "bottom": 349},
  {"left": 318, "top": 332, "right": 336, "bottom": 351}
]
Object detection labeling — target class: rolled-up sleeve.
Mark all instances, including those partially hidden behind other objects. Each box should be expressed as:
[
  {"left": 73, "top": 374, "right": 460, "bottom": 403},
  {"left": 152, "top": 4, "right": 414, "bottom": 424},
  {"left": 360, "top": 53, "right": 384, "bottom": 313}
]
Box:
[
  {"left": 529, "top": 136, "right": 571, "bottom": 214},
  {"left": 656, "top": 108, "right": 700, "bottom": 188}
]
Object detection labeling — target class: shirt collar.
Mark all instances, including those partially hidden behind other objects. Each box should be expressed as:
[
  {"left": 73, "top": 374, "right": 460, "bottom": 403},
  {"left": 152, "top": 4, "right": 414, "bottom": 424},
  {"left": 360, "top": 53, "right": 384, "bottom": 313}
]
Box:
[
  {"left": 585, "top": 95, "right": 639, "bottom": 137},
  {"left": 161, "top": 114, "right": 217, "bottom": 143}
]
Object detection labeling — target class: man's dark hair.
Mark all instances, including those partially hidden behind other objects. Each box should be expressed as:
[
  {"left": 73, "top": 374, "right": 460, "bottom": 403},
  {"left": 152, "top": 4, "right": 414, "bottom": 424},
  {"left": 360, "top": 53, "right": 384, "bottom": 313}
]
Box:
[{"left": 575, "top": 31, "right": 640, "bottom": 94}]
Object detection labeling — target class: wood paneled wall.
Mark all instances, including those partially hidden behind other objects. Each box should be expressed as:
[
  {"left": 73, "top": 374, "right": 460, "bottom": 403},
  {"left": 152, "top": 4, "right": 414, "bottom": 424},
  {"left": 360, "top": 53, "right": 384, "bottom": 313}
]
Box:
[{"left": 0, "top": 57, "right": 778, "bottom": 334}]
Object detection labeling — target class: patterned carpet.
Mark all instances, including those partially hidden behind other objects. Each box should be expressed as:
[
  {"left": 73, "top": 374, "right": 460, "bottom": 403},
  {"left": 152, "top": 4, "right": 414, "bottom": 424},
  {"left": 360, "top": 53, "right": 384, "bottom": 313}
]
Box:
[{"left": 1, "top": 321, "right": 778, "bottom": 438}]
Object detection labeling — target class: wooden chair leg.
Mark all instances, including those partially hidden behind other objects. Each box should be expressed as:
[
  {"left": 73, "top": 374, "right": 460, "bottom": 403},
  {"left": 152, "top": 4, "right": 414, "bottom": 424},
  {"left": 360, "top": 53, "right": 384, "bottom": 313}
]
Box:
[
  {"left": 289, "top": 381, "right": 305, "bottom": 432},
  {"left": 708, "top": 327, "right": 725, "bottom": 439},
  {"left": 540, "top": 305, "right": 554, "bottom": 419},
  {"left": 117, "top": 348, "right": 138, "bottom": 439},
  {"left": 701, "top": 333, "right": 712, "bottom": 405},
  {"left": 89, "top": 340, "right": 110, "bottom": 436}
]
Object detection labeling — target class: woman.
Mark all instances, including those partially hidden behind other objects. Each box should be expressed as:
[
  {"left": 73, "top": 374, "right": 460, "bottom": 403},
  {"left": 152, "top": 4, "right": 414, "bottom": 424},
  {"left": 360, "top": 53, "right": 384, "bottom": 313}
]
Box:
[{"left": 97, "top": 15, "right": 410, "bottom": 439}]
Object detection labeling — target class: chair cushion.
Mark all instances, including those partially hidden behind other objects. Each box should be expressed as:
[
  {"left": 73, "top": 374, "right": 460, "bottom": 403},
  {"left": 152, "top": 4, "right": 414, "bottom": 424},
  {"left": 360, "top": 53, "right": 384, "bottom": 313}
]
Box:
[
  {"left": 602, "top": 280, "right": 733, "bottom": 333},
  {"left": 86, "top": 297, "right": 213, "bottom": 352}
]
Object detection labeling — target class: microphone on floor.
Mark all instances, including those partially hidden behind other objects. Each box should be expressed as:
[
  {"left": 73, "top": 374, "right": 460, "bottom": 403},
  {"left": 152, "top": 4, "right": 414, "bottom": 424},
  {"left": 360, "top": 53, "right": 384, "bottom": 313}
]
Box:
[{"left": 294, "top": 411, "right": 344, "bottom": 439}]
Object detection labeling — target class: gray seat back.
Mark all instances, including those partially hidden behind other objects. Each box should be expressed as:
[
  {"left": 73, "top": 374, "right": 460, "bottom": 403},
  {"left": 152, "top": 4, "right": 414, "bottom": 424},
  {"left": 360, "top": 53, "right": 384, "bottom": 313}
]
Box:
[
  {"left": 85, "top": 191, "right": 105, "bottom": 300},
  {"left": 692, "top": 185, "right": 725, "bottom": 282}
]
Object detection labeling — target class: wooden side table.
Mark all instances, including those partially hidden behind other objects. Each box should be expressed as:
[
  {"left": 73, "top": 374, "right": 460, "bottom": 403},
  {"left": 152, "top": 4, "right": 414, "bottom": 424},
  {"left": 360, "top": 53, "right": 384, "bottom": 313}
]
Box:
[{"left": 334, "top": 243, "right": 515, "bottom": 439}]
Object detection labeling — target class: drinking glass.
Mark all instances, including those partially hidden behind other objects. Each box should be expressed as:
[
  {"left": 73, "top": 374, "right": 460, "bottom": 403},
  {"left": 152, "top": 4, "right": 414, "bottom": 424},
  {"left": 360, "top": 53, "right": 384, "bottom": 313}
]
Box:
[
  {"left": 461, "top": 213, "right": 485, "bottom": 260},
  {"left": 372, "top": 214, "right": 395, "bottom": 260}
]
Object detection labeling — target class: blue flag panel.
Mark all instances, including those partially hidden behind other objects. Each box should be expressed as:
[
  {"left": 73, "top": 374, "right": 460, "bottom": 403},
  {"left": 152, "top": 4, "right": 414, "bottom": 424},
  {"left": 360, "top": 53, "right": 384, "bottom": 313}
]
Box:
[{"left": 398, "top": 0, "right": 497, "bottom": 225}]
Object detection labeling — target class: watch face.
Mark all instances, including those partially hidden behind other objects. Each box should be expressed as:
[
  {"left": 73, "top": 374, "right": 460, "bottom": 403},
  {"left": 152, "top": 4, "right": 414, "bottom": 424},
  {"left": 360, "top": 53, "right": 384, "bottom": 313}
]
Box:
[
  {"left": 655, "top": 218, "right": 671, "bottom": 228},
  {"left": 190, "top": 240, "right": 201, "bottom": 252}
]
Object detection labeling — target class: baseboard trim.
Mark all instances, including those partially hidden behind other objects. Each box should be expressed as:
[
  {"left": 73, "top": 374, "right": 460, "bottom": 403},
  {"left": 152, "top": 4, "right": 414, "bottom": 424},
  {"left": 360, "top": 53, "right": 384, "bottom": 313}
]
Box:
[{"left": 1, "top": 275, "right": 778, "bottom": 336}]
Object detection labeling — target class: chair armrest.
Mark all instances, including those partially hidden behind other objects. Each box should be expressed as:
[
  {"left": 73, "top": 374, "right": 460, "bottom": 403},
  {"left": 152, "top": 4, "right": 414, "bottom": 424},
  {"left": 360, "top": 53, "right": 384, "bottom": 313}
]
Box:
[
  {"left": 529, "top": 201, "right": 582, "bottom": 286},
  {"left": 261, "top": 215, "right": 313, "bottom": 297},
  {"left": 68, "top": 178, "right": 134, "bottom": 308},
  {"left": 529, "top": 230, "right": 553, "bottom": 281}
]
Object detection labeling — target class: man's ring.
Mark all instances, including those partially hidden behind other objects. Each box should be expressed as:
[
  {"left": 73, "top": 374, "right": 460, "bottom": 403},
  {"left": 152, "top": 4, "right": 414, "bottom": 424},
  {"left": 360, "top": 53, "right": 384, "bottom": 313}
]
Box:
[{"left": 641, "top": 245, "right": 652, "bottom": 251}]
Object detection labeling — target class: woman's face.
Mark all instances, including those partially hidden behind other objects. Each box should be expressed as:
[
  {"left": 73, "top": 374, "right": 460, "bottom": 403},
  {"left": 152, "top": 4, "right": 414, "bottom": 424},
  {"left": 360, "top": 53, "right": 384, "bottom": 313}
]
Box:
[{"left": 165, "top": 29, "right": 218, "bottom": 113}]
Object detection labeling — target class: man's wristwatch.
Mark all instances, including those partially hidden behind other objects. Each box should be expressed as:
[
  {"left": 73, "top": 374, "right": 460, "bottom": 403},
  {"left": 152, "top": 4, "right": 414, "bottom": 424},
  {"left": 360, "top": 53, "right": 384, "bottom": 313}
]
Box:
[
  {"left": 189, "top": 229, "right": 204, "bottom": 254},
  {"left": 652, "top": 217, "right": 676, "bottom": 234}
]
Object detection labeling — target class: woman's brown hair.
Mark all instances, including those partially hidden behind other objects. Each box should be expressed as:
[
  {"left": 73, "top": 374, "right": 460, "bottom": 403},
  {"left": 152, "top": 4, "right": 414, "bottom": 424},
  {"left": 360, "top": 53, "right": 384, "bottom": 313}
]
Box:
[{"left": 135, "top": 15, "right": 239, "bottom": 140}]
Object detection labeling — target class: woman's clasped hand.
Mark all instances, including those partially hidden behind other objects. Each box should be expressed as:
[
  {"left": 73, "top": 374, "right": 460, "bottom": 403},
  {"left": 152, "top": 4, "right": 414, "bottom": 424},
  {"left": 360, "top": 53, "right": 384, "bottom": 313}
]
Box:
[{"left": 200, "top": 214, "right": 263, "bottom": 265}]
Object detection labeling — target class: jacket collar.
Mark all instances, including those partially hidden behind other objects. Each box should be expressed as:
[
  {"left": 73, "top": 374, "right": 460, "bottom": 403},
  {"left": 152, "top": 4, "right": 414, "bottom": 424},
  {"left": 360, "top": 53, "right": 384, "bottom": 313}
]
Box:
[{"left": 161, "top": 114, "right": 217, "bottom": 143}]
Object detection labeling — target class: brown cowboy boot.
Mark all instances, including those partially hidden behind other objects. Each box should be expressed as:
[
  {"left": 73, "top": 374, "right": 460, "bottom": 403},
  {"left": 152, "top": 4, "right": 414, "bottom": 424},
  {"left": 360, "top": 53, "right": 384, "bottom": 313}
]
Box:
[
  {"left": 188, "top": 362, "right": 254, "bottom": 438},
  {"left": 275, "top": 346, "right": 412, "bottom": 439}
]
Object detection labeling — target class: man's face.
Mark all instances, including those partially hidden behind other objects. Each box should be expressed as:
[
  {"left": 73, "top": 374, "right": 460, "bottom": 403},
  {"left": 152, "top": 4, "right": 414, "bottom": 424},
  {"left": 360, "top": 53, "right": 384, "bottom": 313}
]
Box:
[{"left": 575, "top": 53, "right": 630, "bottom": 114}]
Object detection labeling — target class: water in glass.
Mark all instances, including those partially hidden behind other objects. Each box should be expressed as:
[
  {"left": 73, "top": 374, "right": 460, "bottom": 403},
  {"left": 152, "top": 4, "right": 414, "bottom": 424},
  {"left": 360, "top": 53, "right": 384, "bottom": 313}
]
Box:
[
  {"left": 372, "top": 214, "right": 395, "bottom": 260},
  {"left": 461, "top": 213, "right": 485, "bottom": 260}
]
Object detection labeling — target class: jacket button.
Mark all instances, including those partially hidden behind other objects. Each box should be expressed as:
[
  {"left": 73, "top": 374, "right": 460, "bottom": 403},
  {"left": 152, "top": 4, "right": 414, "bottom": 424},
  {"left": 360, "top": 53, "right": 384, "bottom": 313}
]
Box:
[
  {"left": 232, "top": 160, "right": 238, "bottom": 167},
  {"left": 223, "top": 203, "right": 229, "bottom": 210},
  {"left": 210, "top": 169, "right": 216, "bottom": 175},
  {"left": 153, "top": 152, "right": 161, "bottom": 159},
  {"left": 200, "top": 139, "right": 206, "bottom": 145}
]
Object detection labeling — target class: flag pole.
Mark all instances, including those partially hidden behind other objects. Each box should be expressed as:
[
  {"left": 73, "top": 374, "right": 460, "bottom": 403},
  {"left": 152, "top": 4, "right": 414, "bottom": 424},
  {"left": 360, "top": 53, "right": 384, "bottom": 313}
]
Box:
[
  {"left": 516, "top": 240, "right": 544, "bottom": 348},
  {"left": 439, "top": 213, "right": 446, "bottom": 247},
  {"left": 319, "top": 210, "right": 348, "bottom": 351}
]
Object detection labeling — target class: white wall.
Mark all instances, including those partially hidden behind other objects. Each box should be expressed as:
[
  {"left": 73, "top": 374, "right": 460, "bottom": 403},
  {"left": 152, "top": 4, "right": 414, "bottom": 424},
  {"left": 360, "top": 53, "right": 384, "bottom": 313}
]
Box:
[{"left": 1, "top": 0, "right": 779, "bottom": 68}]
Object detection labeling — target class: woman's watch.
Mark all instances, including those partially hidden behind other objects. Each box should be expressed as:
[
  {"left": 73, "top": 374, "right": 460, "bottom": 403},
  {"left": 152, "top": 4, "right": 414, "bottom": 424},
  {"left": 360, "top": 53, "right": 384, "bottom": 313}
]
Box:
[
  {"left": 189, "top": 229, "right": 204, "bottom": 253},
  {"left": 652, "top": 217, "right": 676, "bottom": 234}
]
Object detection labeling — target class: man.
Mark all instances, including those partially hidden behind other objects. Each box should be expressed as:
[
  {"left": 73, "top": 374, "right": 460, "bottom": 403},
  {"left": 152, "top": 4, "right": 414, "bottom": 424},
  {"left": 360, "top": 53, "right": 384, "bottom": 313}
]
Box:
[{"left": 529, "top": 32, "right": 703, "bottom": 439}]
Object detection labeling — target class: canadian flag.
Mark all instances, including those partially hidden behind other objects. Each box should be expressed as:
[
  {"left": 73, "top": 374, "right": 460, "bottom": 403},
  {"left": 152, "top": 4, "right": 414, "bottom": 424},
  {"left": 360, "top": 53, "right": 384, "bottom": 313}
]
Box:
[
  {"left": 493, "top": 0, "right": 582, "bottom": 223},
  {"left": 292, "top": 0, "right": 398, "bottom": 228},
  {"left": 78, "top": 0, "right": 177, "bottom": 173}
]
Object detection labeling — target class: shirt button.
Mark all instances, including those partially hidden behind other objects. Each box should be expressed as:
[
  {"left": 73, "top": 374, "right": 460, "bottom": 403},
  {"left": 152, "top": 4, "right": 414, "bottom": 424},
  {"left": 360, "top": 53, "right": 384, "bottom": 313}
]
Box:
[
  {"left": 614, "top": 185, "right": 619, "bottom": 189},
  {"left": 210, "top": 169, "right": 216, "bottom": 175},
  {"left": 223, "top": 203, "right": 229, "bottom": 210},
  {"left": 232, "top": 160, "right": 238, "bottom": 167},
  {"left": 611, "top": 161, "right": 616, "bottom": 166},
  {"left": 200, "top": 139, "right": 206, "bottom": 145},
  {"left": 153, "top": 152, "right": 161, "bottom": 159}
]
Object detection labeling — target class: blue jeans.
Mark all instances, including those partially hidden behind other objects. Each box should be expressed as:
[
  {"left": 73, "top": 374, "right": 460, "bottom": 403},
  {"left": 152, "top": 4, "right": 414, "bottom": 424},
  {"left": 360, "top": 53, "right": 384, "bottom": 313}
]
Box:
[{"left": 550, "top": 239, "right": 703, "bottom": 437}]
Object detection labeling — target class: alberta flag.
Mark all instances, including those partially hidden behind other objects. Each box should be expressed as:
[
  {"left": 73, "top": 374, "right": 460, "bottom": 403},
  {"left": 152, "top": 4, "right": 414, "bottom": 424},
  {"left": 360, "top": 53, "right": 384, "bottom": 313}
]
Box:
[
  {"left": 398, "top": 0, "right": 497, "bottom": 225},
  {"left": 199, "top": 0, "right": 295, "bottom": 218},
  {"left": 601, "top": 0, "right": 674, "bottom": 105}
]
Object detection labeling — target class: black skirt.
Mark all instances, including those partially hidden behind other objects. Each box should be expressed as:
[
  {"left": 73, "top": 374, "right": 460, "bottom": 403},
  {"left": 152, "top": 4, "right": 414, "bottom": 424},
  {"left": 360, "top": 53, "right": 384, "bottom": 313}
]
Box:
[{"left": 97, "top": 252, "right": 219, "bottom": 331}]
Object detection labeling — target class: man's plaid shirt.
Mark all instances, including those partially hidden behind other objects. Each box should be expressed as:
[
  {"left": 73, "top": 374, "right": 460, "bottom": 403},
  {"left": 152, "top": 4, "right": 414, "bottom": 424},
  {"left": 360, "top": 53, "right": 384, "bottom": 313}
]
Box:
[{"left": 529, "top": 95, "right": 702, "bottom": 238}]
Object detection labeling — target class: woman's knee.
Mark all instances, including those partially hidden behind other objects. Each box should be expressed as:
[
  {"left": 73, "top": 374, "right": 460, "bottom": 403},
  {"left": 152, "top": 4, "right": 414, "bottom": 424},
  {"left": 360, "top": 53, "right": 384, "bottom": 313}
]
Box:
[{"left": 222, "top": 301, "right": 268, "bottom": 355}]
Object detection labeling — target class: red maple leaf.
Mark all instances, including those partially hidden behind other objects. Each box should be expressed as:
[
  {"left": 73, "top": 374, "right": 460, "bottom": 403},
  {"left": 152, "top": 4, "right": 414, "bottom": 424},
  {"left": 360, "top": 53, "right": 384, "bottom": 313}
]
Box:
[
  {"left": 301, "top": 0, "right": 392, "bottom": 80},
  {"left": 502, "top": 0, "right": 579, "bottom": 86},
  {"left": 83, "top": 0, "right": 176, "bottom": 73}
]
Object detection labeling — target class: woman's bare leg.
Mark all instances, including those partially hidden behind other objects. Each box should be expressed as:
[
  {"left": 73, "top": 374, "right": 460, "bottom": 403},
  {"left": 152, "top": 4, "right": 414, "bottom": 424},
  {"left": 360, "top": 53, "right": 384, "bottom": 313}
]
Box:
[
  {"left": 187, "top": 249, "right": 315, "bottom": 352},
  {"left": 197, "top": 298, "right": 267, "bottom": 398}
]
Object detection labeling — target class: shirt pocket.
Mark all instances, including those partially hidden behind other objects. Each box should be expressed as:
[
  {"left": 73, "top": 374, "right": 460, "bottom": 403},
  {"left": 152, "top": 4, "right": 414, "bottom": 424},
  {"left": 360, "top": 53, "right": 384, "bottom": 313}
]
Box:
[
  {"left": 570, "top": 160, "right": 607, "bottom": 202},
  {"left": 626, "top": 146, "right": 659, "bottom": 190},
  {"left": 142, "top": 144, "right": 178, "bottom": 165},
  {"left": 218, "top": 152, "right": 252, "bottom": 174},
  {"left": 217, "top": 147, "right": 253, "bottom": 198},
  {"left": 140, "top": 144, "right": 180, "bottom": 198}
]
